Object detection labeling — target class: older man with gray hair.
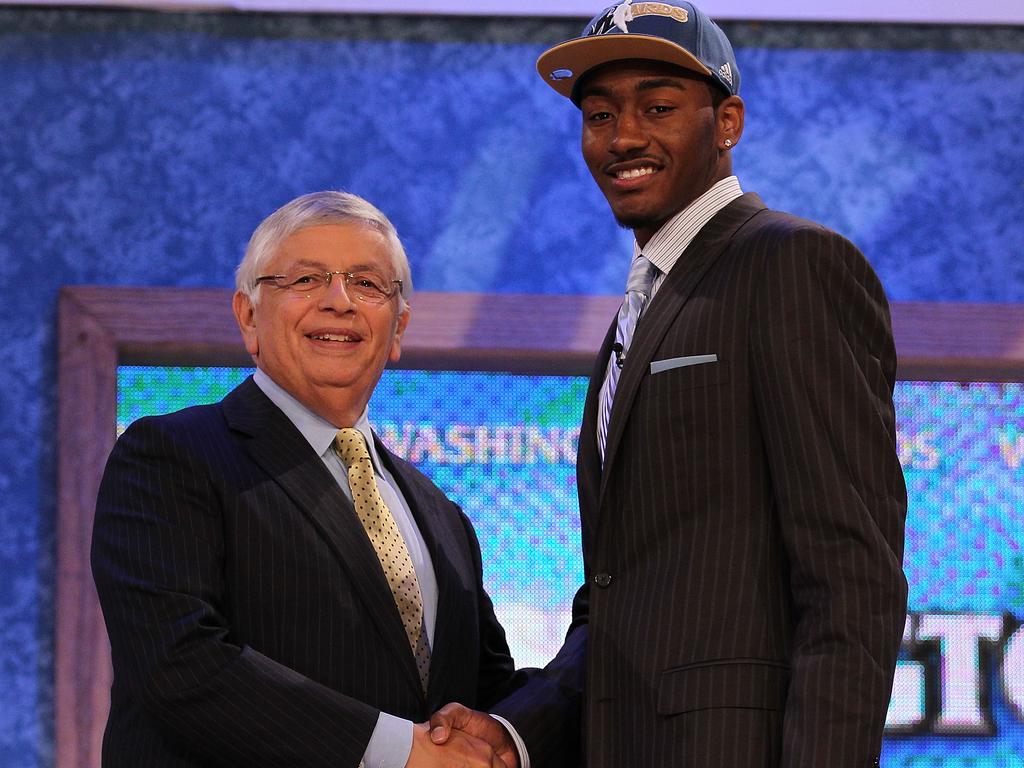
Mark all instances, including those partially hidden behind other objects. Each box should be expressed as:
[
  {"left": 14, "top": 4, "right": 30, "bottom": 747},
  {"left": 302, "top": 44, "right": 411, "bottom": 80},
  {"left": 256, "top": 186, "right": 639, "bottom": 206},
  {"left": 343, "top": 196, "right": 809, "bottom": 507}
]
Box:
[{"left": 92, "top": 191, "right": 524, "bottom": 768}]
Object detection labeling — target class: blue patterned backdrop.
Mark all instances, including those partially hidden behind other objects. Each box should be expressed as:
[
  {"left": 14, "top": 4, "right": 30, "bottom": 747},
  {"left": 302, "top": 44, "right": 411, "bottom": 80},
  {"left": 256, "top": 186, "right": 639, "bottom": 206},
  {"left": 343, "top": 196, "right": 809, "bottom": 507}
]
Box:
[{"left": 0, "top": 8, "right": 1022, "bottom": 766}]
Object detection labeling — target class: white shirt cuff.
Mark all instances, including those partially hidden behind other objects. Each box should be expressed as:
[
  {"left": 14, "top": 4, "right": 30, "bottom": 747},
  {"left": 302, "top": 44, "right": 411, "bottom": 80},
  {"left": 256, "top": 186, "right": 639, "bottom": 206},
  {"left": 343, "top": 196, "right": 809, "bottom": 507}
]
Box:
[
  {"left": 491, "top": 714, "right": 530, "bottom": 768},
  {"left": 362, "top": 712, "right": 413, "bottom": 768}
]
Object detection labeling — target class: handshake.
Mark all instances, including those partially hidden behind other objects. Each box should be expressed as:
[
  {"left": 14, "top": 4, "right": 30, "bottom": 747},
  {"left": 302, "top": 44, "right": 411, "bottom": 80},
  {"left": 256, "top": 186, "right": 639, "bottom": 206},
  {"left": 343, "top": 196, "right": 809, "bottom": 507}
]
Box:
[{"left": 409, "top": 704, "right": 520, "bottom": 768}]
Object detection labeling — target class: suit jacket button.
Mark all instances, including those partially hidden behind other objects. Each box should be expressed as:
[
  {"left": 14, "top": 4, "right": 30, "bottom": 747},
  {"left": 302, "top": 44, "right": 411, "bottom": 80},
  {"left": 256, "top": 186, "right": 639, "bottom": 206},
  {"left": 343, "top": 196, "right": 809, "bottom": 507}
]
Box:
[{"left": 594, "top": 573, "right": 612, "bottom": 588}]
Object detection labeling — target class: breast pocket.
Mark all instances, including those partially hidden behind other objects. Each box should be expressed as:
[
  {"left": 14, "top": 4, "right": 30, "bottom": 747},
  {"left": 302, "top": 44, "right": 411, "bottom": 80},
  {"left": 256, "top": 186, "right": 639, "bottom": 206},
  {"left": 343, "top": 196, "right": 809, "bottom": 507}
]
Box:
[{"left": 650, "top": 356, "right": 730, "bottom": 393}]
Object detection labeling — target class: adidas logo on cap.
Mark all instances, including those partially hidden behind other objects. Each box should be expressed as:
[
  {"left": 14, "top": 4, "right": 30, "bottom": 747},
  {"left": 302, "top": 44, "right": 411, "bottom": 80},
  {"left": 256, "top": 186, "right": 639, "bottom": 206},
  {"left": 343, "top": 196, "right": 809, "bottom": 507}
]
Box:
[{"left": 718, "top": 62, "right": 734, "bottom": 87}]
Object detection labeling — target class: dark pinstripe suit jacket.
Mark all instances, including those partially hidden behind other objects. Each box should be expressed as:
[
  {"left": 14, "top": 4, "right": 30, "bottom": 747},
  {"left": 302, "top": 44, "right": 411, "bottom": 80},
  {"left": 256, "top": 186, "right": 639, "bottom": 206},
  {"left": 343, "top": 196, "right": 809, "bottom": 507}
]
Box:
[
  {"left": 495, "top": 193, "right": 908, "bottom": 767},
  {"left": 91, "top": 377, "right": 521, "bottom": 767}
]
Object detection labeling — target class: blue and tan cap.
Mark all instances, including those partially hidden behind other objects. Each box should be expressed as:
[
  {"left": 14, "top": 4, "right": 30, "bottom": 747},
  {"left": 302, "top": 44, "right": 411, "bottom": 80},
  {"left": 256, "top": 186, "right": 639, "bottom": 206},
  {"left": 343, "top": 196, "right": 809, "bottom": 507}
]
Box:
[{"left": 537, "top": 0, "right": 740, "bottom": 103}]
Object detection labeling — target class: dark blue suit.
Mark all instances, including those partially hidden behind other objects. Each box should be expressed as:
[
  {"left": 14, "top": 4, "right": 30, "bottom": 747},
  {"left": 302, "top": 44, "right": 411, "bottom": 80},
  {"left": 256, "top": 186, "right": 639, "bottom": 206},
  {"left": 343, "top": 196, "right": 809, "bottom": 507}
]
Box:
[{"left": 92, "top": 376, "right": 521, "bottom": 767}]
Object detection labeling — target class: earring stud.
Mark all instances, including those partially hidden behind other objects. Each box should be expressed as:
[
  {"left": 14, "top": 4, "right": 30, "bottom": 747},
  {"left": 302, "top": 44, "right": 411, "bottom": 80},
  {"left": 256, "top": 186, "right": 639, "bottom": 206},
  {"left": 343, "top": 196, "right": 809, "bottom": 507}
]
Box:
[{"left": 724, "top": 138, "right": 733, "bottom": 148}]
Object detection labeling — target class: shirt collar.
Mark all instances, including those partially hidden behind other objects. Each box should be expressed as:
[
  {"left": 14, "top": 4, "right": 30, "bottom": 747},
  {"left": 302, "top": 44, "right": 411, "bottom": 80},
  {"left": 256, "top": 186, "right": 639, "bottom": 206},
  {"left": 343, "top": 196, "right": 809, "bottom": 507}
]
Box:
[
  {"left": 252, "top": 368, "right": 382, "bottom": 469},
  {"left": 633, "top": 176, "right": 743, "bottom": 276}
]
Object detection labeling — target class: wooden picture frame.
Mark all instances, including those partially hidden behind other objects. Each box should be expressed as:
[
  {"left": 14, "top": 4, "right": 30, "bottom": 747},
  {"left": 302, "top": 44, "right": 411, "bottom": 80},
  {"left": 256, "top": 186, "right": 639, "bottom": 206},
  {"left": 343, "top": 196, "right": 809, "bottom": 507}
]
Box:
[{"left": 56, "top": 285, "right": 1024, "bottom": 767}]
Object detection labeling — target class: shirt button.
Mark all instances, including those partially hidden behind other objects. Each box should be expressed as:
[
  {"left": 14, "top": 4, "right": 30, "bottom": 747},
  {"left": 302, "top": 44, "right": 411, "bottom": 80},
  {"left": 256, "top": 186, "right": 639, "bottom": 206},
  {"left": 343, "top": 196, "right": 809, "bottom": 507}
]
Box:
[{"left": 594, "top": 573, "right": 612, "bottom": 588}]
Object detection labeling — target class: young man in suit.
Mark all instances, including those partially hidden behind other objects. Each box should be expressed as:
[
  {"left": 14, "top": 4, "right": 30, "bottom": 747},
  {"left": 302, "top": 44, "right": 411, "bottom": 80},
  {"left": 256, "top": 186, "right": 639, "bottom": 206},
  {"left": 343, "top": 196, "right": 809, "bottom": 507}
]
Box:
[
  {"left": 92, "top": 191, "right": 523, "bottom": 767},
  {"left": 430, "top": 2, "right": 908, "bottom": 765}
]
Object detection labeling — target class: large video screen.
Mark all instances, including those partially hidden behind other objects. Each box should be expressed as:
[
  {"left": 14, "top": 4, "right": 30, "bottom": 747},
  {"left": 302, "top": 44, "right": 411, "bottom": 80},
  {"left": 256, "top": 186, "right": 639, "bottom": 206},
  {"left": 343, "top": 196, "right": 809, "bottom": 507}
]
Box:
[{"left": 118, "top": 367, "right": 1024, "bottom": 764}]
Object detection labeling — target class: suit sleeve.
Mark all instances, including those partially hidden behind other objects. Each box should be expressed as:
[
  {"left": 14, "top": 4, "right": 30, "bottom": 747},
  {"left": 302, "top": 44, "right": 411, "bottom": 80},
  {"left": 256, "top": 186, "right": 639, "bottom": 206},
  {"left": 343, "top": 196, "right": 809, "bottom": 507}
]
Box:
[
  {"left": 91, "top": 415, "right": 379, "bottom": 767},
  {"left": 487, "top": 583, "right": 587, "bottom": 768},
  {"left": 749, "top": 224, "right": 908, "bottom": 765}
]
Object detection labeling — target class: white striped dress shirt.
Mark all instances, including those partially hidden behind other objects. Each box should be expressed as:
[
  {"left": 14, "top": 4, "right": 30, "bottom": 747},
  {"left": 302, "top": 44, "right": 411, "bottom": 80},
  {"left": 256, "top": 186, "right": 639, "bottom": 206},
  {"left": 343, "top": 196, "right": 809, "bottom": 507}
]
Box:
[{"left": 639, "top": 175, "right": 743, "bottom": 299}]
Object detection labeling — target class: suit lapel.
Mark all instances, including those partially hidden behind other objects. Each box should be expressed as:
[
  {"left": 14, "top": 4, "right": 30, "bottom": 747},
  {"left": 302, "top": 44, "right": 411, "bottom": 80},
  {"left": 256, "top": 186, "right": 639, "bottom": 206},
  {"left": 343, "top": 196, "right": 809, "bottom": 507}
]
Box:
[
  {"left": 577, "top": 321, "right": 616, "bottom": 548},
  {"left": 374, "top": 439, "right": 464, "bottom": 708},
  {"left": 599, "top": 193, "right": 765, "bottom": 503},
  {"left": 222, "top": 378, "right": 423, "bottom": 699}
]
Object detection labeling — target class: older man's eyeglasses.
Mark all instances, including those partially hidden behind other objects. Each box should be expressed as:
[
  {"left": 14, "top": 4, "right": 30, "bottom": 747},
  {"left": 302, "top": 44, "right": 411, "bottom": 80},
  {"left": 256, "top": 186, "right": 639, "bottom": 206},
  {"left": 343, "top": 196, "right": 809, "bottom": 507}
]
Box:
[{"left": 255, "top": 270, "right": 403, "bottom": 305}]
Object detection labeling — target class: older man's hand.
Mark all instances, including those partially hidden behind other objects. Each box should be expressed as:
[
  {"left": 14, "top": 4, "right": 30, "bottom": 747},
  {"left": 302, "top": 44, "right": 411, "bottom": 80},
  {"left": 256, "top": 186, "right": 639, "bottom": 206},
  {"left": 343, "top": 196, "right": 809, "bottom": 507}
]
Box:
[{"left": 426, "top": 703, "right": 519, "bottom": 768}]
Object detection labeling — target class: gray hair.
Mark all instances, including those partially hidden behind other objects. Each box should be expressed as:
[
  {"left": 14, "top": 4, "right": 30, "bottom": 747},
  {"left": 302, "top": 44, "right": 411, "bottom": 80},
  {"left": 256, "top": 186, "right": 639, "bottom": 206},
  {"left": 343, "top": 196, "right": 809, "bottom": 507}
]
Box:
[{"left": 236, "top": 190, "right": 413, "bottom": 306}]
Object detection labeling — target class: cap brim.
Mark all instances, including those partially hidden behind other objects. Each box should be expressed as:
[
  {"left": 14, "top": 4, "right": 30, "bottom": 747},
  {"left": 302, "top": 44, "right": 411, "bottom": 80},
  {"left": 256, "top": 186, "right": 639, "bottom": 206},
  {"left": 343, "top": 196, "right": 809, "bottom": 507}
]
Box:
[{"left": 536, "top": 35, "right": 712, "bottom": 100}]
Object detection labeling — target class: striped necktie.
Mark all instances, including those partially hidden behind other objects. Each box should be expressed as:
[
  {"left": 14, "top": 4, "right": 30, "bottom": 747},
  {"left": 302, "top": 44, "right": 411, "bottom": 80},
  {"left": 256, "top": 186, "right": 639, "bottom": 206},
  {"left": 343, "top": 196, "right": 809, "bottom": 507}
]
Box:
[
  {"left": 596, "top": 254, "right": 659, "bottom": 463},
  {"left": 333, "top": 428, "right": 430, "bottom": 692}
]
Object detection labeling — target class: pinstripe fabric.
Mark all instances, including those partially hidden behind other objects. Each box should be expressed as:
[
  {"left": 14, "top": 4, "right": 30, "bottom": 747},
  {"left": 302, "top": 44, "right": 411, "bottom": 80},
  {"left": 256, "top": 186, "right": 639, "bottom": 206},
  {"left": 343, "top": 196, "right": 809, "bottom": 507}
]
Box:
[
  {"left": 495, "top": 194, "right": 908, "bottom": 768},
  {"left": 91, "top": 377, "right": 522, "bottom": 767}
]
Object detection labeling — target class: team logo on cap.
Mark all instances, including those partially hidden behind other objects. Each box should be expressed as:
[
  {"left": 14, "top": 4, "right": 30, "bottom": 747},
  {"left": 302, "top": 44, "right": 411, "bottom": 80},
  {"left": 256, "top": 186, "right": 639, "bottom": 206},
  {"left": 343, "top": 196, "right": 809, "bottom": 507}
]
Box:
[
  {"left": 588, "top": 0, "right": 689, "bottom": 36},
  {"left": 611, "top": 0, "right": 634, "bottom": 32}
]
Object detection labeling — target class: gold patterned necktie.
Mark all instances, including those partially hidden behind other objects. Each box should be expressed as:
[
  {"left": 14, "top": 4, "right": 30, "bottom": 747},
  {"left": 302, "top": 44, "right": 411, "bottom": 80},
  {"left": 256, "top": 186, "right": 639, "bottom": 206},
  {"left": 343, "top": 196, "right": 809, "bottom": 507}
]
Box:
[{"left": 333, "top": 428, "right": 430, "bottom": 692}]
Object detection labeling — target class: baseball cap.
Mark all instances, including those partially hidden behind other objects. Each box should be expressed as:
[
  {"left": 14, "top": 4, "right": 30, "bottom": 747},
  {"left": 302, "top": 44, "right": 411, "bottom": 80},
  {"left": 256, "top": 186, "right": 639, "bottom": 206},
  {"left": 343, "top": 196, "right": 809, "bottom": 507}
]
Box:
[{"left": 537, "top": 0, "right": 740, "bottom": 104}]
